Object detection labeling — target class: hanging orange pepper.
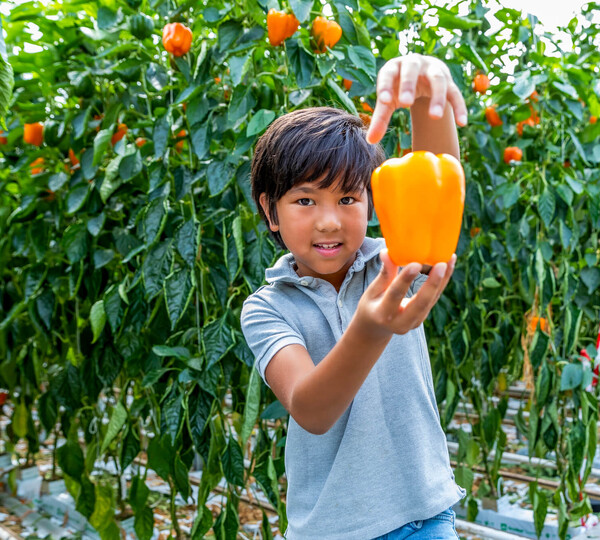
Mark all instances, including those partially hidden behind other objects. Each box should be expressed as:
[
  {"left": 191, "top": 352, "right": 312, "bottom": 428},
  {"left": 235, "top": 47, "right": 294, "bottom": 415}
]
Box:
[
  {"left": 24, "top": 123, "right": 44, "bottom": 146},
  {"left": 0, "top": 130, "right": 7, "bottom": 145},
  {"left": 311, "top": 17, "right": 342, "bottom": 53},
  {"left": 371, "top": 151, "right": 465, "bottom": 266},
  {"left": 267, "top": 9, "right": 299, "bottom": 46},
  {"left": 162, "top": 22, "right": 193, "bottom": 57},
  {"left": 473, "top": 73, "right": 490, "bottom": 93},
  {"left": 30, "top": 157, "right": 45, "bottom": 175},
  {"left": 111, "top": 123, "right": 128, "bottom": 145},
  {"left": 484, "top": 106, "right": 502, "bottom": 127}
]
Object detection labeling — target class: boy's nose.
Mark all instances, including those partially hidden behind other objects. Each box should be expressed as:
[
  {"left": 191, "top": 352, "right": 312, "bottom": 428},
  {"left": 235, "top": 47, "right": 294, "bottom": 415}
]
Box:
[{"left": 315, "top": 208, "right": 342, "bottom": 232}]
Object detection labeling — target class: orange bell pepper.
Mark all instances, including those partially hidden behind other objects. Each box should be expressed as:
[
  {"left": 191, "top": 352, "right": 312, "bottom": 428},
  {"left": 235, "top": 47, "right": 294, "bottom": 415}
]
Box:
[
  {"left": 267, "top": 9, "right": 299, "bottom": 46},
  {"left": 371, "top": 151, "right": 465, "bottom": 266},
  {"left": 162, "top": 22, "right": 193, "bottom": 57},
  {"left": 311, "top": 17, "right": 342, "bottom": 53}
]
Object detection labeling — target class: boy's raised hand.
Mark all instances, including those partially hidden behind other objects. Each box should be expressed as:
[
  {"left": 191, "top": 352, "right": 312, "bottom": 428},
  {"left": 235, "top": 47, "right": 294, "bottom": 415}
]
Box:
[
  {"left": 366, "top": 53, "right": 468, "bottom": 144},
  {"left": 355, "top": 249, "right": 456, "bottom": 338}
]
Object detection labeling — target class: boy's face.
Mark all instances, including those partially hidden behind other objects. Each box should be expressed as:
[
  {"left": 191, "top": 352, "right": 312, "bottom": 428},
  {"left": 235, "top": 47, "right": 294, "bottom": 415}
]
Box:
[{"left": 260, "top": 178, "right": 369, "bottom": 291}]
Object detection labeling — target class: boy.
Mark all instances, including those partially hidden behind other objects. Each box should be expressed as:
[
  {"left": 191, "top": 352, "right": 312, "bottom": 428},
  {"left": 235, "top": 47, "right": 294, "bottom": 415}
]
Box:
[{"left": 241, "top": 54, "right": 469, "bottom": 539}]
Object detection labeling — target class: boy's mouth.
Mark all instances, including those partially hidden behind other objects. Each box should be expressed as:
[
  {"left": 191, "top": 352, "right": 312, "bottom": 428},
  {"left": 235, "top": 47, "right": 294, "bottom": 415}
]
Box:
[{"left": 313, "top": 242, "right": 342, "bottom": 249}]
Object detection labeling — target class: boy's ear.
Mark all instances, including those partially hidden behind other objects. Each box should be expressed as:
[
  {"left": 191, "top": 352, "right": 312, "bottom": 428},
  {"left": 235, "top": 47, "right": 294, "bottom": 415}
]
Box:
[{"left": 259, "top": 193, "right": 279, "bottom": 232}]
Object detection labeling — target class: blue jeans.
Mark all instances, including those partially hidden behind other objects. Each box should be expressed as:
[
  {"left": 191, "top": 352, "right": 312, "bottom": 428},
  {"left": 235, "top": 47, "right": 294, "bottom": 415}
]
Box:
[{"left": 371, "top": 507, "right": 460, "bottom": 540}]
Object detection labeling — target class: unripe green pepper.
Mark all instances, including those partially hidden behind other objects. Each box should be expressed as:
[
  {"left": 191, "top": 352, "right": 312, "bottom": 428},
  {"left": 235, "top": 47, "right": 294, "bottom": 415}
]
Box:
[{"left": 130, "top": 14, "right": 154, "bottom": 40}]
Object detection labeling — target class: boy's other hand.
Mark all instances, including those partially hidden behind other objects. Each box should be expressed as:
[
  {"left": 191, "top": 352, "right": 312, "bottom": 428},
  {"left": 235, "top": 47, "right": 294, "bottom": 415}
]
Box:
[
  {"left": 366, "top": 54, "right": 468, "bottom": 144},
  {"left": 355, "top": 249, "right": 456, "bottom": 338}
]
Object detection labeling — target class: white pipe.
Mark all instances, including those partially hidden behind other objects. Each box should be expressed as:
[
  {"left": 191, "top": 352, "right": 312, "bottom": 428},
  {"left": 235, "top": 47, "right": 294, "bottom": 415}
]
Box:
[{"left": 455, "top": 518, "right": 531, "bottom": 539}]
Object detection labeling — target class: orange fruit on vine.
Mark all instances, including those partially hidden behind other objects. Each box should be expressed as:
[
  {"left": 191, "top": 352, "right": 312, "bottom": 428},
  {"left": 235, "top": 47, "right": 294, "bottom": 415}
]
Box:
[
  {"left": 484, "top": 106, "right": 502, "bottom": 127},
  {"left": 503, "top": 146, "right": 523, "bottom": 163},
  {"left": 24, "top": 123, "right": 44, "bottom": 146},
  {"left": 312, "top": 17, "right": 342, "bottom": 53},
  {"left": 111, "top": 123, "right": 128, "bottom": 145},
  {"left": 30, "top": 157, "right": 45, "bottom": 175},
  {"left": 162, "top": 22, "right": 193, "bottom": 57},
  {"left": 473, "top": 73, "right": 490, "bottom": 94}
]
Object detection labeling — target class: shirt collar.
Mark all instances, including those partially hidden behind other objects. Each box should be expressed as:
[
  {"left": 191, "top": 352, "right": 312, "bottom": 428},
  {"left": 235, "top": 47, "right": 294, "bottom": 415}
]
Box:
[{"left": 264, "top": 237, "right": 385, "bottom": 286}]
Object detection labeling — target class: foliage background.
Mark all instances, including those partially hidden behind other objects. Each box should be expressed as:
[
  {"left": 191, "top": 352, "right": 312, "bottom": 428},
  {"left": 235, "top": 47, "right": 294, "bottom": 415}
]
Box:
[{"left": 0, "top": 0, "right": 600, "bottom": 538}]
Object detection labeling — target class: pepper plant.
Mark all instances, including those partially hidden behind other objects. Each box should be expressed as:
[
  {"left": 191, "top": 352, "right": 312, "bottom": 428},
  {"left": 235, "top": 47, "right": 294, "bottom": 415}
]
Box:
[{"left": 0, "top": 0, "right": 599, "bottom": 539}]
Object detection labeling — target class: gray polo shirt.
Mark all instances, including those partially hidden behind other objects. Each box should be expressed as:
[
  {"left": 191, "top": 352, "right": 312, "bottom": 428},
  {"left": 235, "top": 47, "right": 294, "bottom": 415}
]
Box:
[{"left": 241, "top": 236, "right": 465, "bottom": 540}]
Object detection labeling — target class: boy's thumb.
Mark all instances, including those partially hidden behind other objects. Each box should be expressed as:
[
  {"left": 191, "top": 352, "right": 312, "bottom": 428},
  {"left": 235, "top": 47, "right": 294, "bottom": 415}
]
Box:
[{"left": 370, "top": 248, "right": 398, "bottom": 295}]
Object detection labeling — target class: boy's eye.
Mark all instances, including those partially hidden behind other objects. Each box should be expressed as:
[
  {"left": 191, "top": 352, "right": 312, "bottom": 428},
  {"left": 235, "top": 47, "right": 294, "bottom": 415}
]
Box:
[
  {"left": 340, "top": 196, "right": 355, "bottom": 205},
  {"left": 297, "top": 198, "right": 313, "bottom": 206}
]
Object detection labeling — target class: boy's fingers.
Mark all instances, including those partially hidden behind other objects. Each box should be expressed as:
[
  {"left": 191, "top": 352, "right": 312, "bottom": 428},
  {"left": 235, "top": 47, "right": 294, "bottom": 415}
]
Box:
[
  {"left": 447, "top": 82, "right": 468, "bottom": 126},
  {"left": 378, "top": 262, "right": 421, "bottom": 315},
  {"left": 367, "top": 248, "right": 398, "bottom": 297},
  {"left": 425, "top": 63, "right": 448, "bottom": 119},
  {"left": 366, "top": 60, "right": 399, "bottom": 143},
  {"left": 399, "top": 262, "right": 449, "bottom": 326}
]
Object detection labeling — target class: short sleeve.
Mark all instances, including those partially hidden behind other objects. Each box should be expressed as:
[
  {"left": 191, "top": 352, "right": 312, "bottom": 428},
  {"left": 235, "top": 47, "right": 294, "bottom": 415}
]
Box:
[{"left": 240, "top": 293, "right": 306, "bottom": 389}]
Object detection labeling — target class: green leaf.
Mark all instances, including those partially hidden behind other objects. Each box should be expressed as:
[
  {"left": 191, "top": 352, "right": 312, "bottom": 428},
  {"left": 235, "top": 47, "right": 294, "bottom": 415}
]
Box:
[
  {"left": 121, "top": 427, "right": 140, "bottom": 470},
  {"left": 222, "top": 437, "right": 245, "bottom": 487},
  {"left": 191, "top": 124, "right": 209, "bottom": 160},
  {"left": 286, "top": 39, "right": 315, "bottom": 88},
  {"left": 152, "top": 345, "right": 191, "bottom": 360},
  {"left": 146, "top": 63, "right": 168, "bottom": 91},
  {"left": 129, "top": 475, "right": 149, "bottom": 513},
  {"left": 481, "top": 277, "right": 501, "bottom": 288},
  {"left": 164, "top": 269, "right": 194, "bottom": 330},
  {"left": 12, "top": 401, "right": 28, "bottom": 438},
  {"left": 147, "top": 436, "right": 172, "bottom": 482},
  {"left": 90, "top": 300, "right": 106, "bottom": 344},
  {"left": 99, "top": 156, "right": 123, "bottom": 202},
  {"left": 0, "top": 15, "right": 14, "bottom": 122},
  {"left": 173, "top": 455, "right": 191, "bottom": 499},
  {"left": 326, "top": 78, "right": 357, "bottom": 115},
  {"left": 134, "top": 506, "right": 154, "bottom": 540},
  {"left": 529, "top": 330, "right": 549, "bottom": 371},
  {"left": 153, "top": 114, "right": 170, "bottom": 158},
  {"left": 436, "top": 8, "right": 481, "bottom": 29},
  {"left": 57, "top": 441, "right": 84, "bottom": 479},
  {"left": 246, "top": 109, "right": 276, "bottom": 137},
  {"left": 228, "top": 53, "right": 252, "bottom": 87},
  {"left": 49, "top": 172, "right": 69, "bottom": 192},
  {"left": 206, "top": 158, "right": 236, "bottom": 197},
  {"left": 289, "top": 0, "right": 312, "bottom": 22},
  {"left": 260, "top": 400, "right": 288, "bottom": 420},
  {"left": 119, "top": 149, "right": 143, "bottom": 180},
  {"left": 538, "top": 187, "right": 555, "bottom": 227},
  {"left": 513, "top": 73, "right": 536, "bottom": 99},
  {"left": 101, "top": 402, "right": 128, "bottom": 453},
  {"left": 90, "top": 484, "right": 115, "bottom": 533},
  {"left": 568, "top": 128, "right": 588, "bottom": 163},
  {"left": 191, "top": 506, "right": 214, "bottom": 539},
  {"left": 347, "top": 46, "right": 376, "bottom": 81},
  {"left": 175, "top": 219, "right": 197, "bottom": 267},
  {"left": 76, "top": 476, "right": 96, "bottom": 519},
  {"left": 241, "top": 367, "right": 261, "bottom": 445},
  {"left": 202, "top": 316, "right": 235, "bottom": 369},
  {"left": 62, "top": 223, "right": 88, "bottom": 263},
  {"left": 66, "top": 184, "right": 90, "bottom": 214},
  {"left": 454, "top": 466, "right": 474, "bottom": 491},
  {"left": 560, "top": 363, "right": 583, "bottom": 391},
  {"left": 142, "top": 241, "right": 172, "bottom": 299},
  {"left": 93, "top": 129, "right": 112, "bottom": 166},
  {"left": 581, "top": 267, "right": 600, "bottom": 294}
]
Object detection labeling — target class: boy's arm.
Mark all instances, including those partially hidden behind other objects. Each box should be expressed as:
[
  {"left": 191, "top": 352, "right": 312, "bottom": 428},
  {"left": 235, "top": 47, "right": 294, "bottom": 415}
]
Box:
[
  {"left": 266, "top": 251, "right": 455, "bottom": 435},
  {"left": 410, "top": 98, "right": 460, "bottom": 158}
]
